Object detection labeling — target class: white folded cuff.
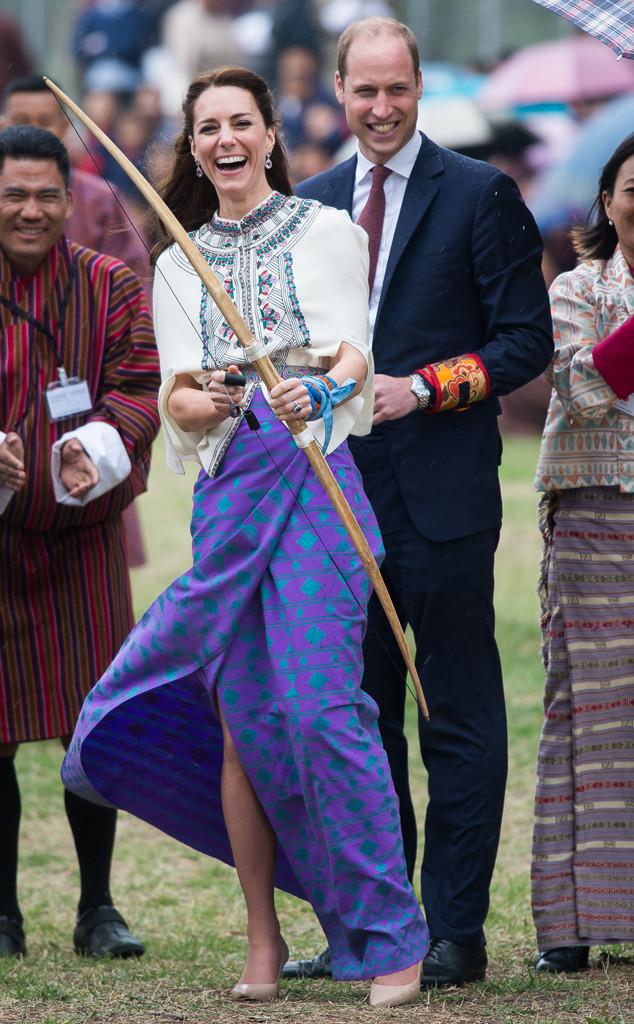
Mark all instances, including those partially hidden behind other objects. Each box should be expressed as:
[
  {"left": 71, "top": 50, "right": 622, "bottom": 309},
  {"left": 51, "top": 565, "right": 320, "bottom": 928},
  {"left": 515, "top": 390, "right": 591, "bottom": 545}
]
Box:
[{"left": 51, "top": 421, "right": 132, "bottom": 506}]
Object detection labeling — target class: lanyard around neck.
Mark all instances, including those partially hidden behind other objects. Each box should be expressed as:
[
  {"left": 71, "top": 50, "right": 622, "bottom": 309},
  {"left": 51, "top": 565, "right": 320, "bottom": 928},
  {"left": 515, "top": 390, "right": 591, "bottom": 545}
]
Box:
[{"left": 0, "top": 256, "right": 78, "bottom": 380}]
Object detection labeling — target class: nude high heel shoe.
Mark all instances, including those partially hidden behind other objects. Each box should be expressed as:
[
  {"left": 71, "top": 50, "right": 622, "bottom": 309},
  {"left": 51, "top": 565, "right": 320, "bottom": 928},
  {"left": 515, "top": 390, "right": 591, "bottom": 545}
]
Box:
[
  {"left": 229, "top": 939, "right": 289, "bottom": 1002},
  {"left": 369, "top": 962, "right": 422, "bottom": 1008}
]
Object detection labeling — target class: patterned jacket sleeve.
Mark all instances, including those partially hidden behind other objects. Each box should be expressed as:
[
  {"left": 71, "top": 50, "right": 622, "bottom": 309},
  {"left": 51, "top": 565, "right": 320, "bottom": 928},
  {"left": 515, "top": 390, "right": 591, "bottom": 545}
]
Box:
[{"left": 548, "top": 262, "right": 620, "bottom": 421}]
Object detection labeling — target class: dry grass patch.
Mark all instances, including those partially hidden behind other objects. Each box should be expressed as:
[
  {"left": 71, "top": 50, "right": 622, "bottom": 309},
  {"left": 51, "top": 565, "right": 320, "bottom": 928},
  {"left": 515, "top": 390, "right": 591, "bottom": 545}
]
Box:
[{"left": 3, "top": 434, "right": 633, "bottom": 1024}]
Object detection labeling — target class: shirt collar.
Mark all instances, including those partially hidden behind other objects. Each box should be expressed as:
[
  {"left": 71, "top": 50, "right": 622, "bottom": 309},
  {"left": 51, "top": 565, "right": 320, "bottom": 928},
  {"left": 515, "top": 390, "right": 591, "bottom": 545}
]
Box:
[{"left": 355, "top": 130, "right": 422, "bottom": 185}]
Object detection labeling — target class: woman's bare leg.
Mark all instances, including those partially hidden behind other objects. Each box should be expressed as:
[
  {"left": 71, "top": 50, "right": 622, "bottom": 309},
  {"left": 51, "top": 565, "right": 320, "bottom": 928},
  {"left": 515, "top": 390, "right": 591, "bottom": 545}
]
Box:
[{"left": 218, "top": 702, "right": 286, "bottom": 984}]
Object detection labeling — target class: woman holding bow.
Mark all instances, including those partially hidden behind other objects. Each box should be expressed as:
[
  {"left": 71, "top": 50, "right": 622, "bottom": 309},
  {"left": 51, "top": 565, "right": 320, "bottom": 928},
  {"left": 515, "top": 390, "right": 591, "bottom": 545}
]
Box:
[{"left": 62, "top": 66, "right": 427, "bottom": 1006}]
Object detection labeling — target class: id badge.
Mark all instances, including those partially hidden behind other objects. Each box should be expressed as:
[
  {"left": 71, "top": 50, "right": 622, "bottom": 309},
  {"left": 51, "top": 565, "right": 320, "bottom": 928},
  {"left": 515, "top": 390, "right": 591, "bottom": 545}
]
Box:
[{"left": 46, "top": 378, "right": 93, "bottom": 420}]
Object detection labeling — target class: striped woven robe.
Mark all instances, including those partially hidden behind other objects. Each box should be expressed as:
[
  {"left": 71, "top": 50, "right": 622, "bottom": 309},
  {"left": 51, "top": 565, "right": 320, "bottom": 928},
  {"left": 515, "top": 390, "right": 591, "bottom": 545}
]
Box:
[
  {"left": 0, "top": 236, "right": 160, "bottom": 742},
  {"left": 532, "top": 247, "right": 634, "bottom": 946}
]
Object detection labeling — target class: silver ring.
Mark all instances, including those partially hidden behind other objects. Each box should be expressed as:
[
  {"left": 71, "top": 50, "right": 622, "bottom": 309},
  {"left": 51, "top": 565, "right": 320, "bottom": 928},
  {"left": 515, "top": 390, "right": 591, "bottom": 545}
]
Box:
[{"left": 292, "top": 401, "right": 302, "bottom": 414}]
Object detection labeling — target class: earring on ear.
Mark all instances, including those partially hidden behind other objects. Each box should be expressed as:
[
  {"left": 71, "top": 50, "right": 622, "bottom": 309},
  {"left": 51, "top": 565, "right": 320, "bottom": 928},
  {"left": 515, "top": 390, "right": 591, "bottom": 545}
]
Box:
[
  {"left": 265, "top": 151, "right": 273, "bottom": 170},
  {"left": 195, "top": 158, "right": 203, "bottom": 178},
  {"left": 608, "top": 219, "right": 614, "bottom": 226}
]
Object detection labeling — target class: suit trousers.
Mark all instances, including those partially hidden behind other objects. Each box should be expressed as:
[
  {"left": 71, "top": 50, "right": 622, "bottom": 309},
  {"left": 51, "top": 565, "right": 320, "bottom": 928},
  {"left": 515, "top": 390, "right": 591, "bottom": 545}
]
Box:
[{"left": 351, "top": 435, "right": 508, "bottom": 947}]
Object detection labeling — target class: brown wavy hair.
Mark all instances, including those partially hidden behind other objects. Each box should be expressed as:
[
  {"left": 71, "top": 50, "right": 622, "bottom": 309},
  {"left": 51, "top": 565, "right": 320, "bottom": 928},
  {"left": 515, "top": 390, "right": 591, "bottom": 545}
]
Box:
[
  {"left": 570, "top": 132, "right": 634, "bottom": 262},
  {"left": 150, "top": 66, "right": 292, "bottom": 265}
]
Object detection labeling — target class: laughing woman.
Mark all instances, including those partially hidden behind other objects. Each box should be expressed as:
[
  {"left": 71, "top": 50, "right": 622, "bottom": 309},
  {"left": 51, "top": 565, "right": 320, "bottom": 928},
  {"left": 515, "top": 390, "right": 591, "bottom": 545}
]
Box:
[{"left": 62, "top": 67, "right": 428, "bottom": 1007}]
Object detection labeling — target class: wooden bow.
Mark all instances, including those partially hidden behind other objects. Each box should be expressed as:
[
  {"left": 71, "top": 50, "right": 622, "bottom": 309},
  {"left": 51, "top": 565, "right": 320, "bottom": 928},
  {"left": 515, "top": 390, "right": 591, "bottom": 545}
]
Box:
[{"left": 43, "top": 76, "right": 429, "bottom": 720}]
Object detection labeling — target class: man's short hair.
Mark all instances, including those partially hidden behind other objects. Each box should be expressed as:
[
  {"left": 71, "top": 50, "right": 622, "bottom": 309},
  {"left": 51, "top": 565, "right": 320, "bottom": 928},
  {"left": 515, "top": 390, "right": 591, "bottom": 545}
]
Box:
[
  {"left": 337, "top": 17, "right": 420, "bottom": 81},
  {"left": 0, "top": 124, "right": 70, "bottom": 186},
  {"left": 1, "top": 75, "right": 50, "bottom": 110}
]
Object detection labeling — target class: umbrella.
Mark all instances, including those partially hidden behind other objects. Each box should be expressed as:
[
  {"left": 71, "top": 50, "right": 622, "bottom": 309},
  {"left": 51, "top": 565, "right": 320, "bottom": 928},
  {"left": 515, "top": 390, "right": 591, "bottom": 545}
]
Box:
[
  {"left": 419, "top": 62, "right": 485, "bottom": 99},
  {"left": 417, "top": 96, "right": 495, "bottom": 150},
  {"left": 527, "top": 91, "right": 634, "bottom": 233},
  {"left": 531, "top": 0, "right": 634, "bottom": 61},
  {"left": 478, "top": 32, "right": 634, "bottom": 109}
]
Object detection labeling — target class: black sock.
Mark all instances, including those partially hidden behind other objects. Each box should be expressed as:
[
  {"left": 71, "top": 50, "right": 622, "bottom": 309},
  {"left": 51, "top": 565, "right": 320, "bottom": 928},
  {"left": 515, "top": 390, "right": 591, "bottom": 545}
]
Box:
[
  {"left": 0, "top": 756, "right": 22, "bottom": 924},
  {"left": 64, "top": 789, "right": 116, "bottom": 916}
]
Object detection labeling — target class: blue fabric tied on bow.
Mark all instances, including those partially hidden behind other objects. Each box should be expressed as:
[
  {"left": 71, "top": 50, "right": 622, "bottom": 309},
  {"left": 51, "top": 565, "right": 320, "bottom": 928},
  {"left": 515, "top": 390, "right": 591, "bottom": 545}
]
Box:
[{"left": 303, "top": 375, "right": 357, "bottom": 454}]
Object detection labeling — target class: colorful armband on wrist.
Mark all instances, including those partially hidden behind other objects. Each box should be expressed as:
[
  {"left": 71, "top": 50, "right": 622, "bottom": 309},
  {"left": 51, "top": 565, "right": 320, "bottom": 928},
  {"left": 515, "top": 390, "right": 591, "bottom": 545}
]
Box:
[
  {"left": 303, "top": 374, "right": 337, "bottom": 419},
  {"left": 416, "top": 354, "right": 490, "bottom": 413}
]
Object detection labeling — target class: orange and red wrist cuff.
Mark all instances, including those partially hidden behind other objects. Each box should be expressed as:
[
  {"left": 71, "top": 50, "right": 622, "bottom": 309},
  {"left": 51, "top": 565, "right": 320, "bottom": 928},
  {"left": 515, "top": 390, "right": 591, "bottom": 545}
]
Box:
[{"left": 416, "top": 354, "right": 490, "bottom": 413}]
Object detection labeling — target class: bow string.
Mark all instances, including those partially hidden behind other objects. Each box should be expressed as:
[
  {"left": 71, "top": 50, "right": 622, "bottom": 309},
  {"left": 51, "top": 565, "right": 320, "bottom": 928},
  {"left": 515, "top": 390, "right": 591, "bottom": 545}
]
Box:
[{"left": 43, "top": 76, "right": 429, "bottom": 721}]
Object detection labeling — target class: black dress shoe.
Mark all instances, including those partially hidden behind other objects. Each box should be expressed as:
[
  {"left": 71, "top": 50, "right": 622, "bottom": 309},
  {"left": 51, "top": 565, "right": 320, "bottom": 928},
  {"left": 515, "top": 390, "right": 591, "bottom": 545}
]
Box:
[
  {"left": 534, "top": 946, "right": 589, "bottom": 973},
  {"left": 73, "top": 905, "right": 145, "bottom": 958},
  {"left": 281, "top": 946, "right": 332, "bottom": 979},
  {"left": 0, "top": 917, "right": 26, "bottom": 958},
  {"left": 420, "top": 938, "right": 487, "bottom": 988}
]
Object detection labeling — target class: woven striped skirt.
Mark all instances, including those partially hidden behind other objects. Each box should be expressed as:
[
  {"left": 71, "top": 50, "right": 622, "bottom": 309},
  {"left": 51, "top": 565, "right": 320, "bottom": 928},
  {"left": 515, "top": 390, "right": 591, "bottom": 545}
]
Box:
[
  {"left": 62, "top": 396, "right": 428, "bottom": 979},
  {"left": 531, "top": 488, "right": 634, "bottom": 947},
  {"left": 0, "top": 515, "right": 133, "bottom": 742}
]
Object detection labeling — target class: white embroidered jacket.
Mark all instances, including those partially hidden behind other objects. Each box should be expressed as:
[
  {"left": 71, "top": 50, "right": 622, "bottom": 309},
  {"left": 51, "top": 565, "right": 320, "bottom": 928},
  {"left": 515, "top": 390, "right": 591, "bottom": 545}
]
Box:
[{"left": 154, "top": 193, "right": 373, "bottom": 477}]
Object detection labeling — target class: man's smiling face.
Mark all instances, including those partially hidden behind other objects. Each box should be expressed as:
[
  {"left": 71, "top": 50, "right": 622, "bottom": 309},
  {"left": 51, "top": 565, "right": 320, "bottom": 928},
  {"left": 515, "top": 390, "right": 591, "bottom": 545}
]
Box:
[
  {"left": 0, "top": 156, "right": 72, "bottom": 275},
  {"left": 335, "top": 34, "right": 422, "bottom": 166}
]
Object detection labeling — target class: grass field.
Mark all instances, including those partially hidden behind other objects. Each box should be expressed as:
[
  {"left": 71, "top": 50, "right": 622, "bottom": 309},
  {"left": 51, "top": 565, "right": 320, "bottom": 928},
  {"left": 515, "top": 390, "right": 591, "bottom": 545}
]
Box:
[{"left": 1, "top": 431, "right": 632, "bottom": 1024}]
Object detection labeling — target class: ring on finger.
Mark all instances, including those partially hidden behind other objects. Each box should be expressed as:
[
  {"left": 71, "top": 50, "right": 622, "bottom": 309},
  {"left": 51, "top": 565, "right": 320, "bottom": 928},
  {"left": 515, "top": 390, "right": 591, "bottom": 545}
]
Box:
[{"left": 292, "top": 401, "right": 302, "bottom": 414}]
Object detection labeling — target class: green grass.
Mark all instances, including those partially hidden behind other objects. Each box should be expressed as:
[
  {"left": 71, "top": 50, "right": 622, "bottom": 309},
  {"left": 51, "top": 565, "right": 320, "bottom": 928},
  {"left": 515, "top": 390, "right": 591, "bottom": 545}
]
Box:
[{"left": 3, "top": 431, "right": 633, "bottom": 1024}]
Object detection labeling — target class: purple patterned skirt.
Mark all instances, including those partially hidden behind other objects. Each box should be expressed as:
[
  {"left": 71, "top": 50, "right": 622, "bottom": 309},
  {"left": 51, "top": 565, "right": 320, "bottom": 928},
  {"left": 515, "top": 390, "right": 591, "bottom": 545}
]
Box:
[{"left": 62, "top": 396, "right": 428, "bottom": 978}]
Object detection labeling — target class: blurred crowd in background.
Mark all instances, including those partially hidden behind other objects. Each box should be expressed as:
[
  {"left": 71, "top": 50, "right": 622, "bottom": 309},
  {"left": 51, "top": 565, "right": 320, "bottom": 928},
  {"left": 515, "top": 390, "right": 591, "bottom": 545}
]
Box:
[{"left": 3, "top": 0, "right": 634, "bottom": 433}]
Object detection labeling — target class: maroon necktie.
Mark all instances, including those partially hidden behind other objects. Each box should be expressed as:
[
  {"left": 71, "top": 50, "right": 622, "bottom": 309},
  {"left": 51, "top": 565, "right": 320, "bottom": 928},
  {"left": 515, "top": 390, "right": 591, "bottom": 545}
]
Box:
[{"left": 356, "top": 165, "right": 392, "bottom": 294}]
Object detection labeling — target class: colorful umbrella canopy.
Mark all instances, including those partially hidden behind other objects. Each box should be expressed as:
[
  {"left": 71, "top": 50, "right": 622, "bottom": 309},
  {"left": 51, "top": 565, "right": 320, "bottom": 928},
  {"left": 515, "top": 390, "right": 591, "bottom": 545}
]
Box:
[
  {"left": 527, "top": 91, "right": 634, "bottom": 233},
  {"left": 531, "top": 0, "right": 634, "bottom": 61},
  {"left": 417, "top": 97, "right": 495, "bottom": 149},
  {"left": 478, "top": 32, "right": 634, "bottom": 108},
  {"left": 419, "top": 62, "right": 485, "bottom": 99}
]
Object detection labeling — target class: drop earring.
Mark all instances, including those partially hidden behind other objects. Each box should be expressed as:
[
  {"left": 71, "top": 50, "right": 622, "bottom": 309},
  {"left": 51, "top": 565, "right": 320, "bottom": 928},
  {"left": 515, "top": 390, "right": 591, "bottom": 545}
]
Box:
[
  {"left": 195, "top": 159, "right": 203, "bottom": 178},
  {"left": 265, "top": 151, "right": 273, "bottom": 170},
  {"left": 608, "top": 219, "right": 614, "bottom": 226}
]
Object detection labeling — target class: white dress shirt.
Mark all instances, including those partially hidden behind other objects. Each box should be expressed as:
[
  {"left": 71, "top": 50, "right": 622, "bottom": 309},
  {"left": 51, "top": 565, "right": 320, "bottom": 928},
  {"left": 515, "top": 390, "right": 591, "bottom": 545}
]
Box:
[{"left": 352, "top": 131, "right": 422, "bottom": 338}]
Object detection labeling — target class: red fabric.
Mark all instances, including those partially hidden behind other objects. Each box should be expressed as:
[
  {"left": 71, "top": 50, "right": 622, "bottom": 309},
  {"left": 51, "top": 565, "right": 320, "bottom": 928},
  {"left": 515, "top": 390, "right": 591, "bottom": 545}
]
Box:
[
  {"left": 592, "top": 312, "right": 634, "bottom": 398},
  {"left": 67, "top": 169, "right": 152, "bottom": 302},
  {"left": 0, "top": 237, "right": 160, "bottom": 741}
]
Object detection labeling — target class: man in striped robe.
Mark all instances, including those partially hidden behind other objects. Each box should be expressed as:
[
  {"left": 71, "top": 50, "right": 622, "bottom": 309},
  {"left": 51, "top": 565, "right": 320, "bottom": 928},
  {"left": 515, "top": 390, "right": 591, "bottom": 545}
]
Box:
[
  {"left": 1, "top": 74, "right": 155, "bottom": 566},
  {"left": 0, "top": 124, "right": 160, "bottom": 958}
]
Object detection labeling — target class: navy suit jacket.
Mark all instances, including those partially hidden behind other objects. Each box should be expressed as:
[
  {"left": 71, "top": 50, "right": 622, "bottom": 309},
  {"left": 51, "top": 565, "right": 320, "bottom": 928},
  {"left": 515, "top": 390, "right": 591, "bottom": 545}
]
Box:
[{"left": 295, "top": 133, "right": 553, "bottom": 542}]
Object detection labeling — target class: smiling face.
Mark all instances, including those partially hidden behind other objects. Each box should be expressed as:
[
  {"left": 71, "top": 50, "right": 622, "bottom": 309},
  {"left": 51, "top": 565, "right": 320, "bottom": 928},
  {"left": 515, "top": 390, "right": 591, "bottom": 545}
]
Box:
[
  {"left": 335, "top": 33, "right": 422, "bottom": 166},
  {"left": 189, "top": 84, "right": 276, "bottom": 220},
  {"left": 603, "top": 152, "right": 634, "bottom": 268},
  {"left": 0, "top": 156, "right": 72, "bottom": 275}
]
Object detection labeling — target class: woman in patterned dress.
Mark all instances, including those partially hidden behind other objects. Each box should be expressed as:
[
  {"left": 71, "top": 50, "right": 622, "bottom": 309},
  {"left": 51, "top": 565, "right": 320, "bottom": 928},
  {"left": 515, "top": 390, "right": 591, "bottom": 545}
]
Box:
[
  {"left": 532, "top": 134, "right": 634, "bottom": 973},
  {"left": 62, "top": 67, "right": 427, "bottom": 1006}
]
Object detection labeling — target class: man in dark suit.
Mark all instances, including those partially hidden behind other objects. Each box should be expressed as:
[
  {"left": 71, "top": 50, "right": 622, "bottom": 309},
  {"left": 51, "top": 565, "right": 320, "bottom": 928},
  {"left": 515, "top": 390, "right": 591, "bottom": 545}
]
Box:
[{"left": 283, "top": 16, "right": 553, "bottom": 988}]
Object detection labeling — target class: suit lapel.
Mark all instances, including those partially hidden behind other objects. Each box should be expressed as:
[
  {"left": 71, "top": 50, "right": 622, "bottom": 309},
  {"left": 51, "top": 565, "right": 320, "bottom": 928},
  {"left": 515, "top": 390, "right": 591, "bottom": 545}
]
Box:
[
  {"left": 316, "top": 155, "right": 356, "bottom": 214},
  {"left": 377, "top": 136, "right": 444, "bottom": 324},
  {"left": 314, "top": 139, "right": 445, "bottom": 327}
]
